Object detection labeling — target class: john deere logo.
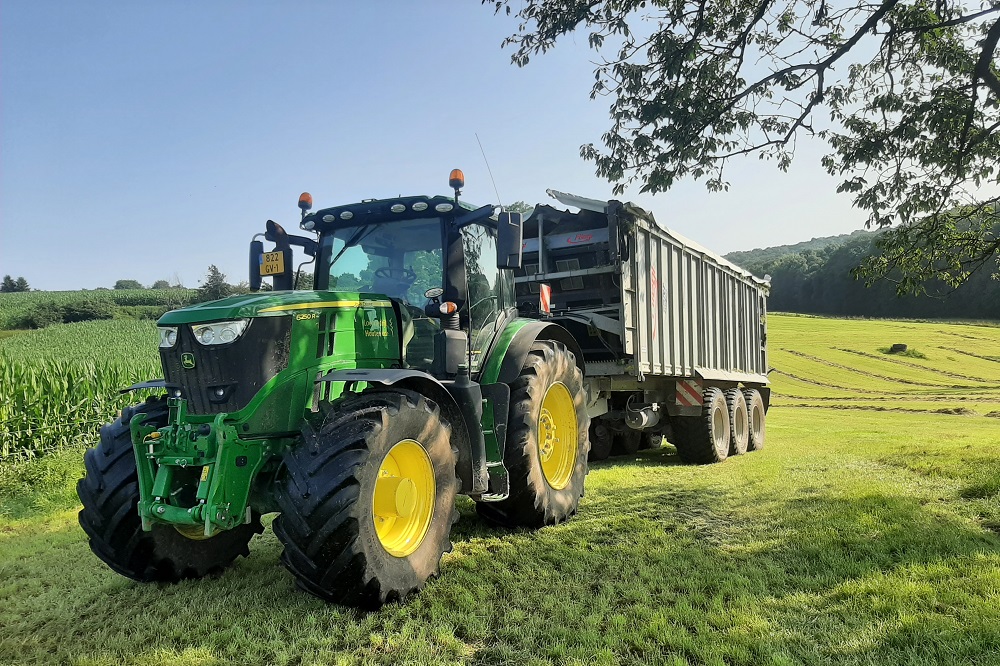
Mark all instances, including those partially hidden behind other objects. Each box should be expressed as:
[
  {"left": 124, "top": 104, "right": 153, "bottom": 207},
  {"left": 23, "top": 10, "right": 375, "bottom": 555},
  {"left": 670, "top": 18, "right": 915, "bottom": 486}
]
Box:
[{"left": 181, "top": 353, "right": 196, "bottom": 369}]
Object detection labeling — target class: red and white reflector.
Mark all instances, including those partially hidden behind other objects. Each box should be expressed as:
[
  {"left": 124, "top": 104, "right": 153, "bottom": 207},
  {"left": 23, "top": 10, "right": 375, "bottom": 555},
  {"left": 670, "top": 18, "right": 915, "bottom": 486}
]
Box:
[
  {"left": 674, "top": 379, "right": 703, "bottom": 407},
  {"left": 539, "top": 283, "right": 552, "bottom": 314}
]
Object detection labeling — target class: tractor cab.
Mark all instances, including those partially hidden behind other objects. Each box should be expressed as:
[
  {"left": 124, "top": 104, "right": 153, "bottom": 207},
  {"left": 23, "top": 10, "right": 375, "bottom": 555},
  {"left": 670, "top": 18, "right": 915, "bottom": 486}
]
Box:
[{"left": 249, "top": 171, "right": 524, "bottom": 379}]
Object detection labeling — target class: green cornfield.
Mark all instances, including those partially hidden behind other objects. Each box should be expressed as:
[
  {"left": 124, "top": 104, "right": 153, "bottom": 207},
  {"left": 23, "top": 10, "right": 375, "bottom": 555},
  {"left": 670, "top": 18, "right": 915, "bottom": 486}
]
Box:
[{"left": 0, "top": 320, "right": 160, "bottom": 459}]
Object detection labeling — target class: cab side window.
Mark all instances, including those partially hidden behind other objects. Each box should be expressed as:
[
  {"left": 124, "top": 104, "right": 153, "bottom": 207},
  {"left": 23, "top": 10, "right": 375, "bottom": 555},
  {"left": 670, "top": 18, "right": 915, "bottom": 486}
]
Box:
[{"left": 462, "top": 224, "right": 500, "bottom": 372}]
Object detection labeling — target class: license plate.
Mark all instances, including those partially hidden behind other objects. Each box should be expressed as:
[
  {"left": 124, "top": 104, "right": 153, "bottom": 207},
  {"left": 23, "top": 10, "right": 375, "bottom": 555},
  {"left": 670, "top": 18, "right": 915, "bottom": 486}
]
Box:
[{"left": 259, "top": 251, "right": 284, "bottom": 276}]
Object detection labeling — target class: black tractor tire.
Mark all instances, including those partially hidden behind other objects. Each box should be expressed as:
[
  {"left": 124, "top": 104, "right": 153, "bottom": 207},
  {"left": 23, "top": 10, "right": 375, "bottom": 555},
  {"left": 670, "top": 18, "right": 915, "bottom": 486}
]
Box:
[
  {"left": 725, "top": 388, "right": 749, "bottom": 456},
  {"left": 77, "top": 397, "right": 262, "bottom": 582},
  {"left": 671, "top": 387, "right": 731, "bottom": 465},
  {"left": 475, "top": 340, "right": 589, "bottom": 528},
  {"left": 611, "top": 429, "right": 642, "bottom": 456},
  {"left": 743, "top": 388, "right": 767, "bottom": 451},
  {"left": 274, "top": 389, "right": 459, "bottom": 608},
  {"left": 588, "top": 421, "right": 614, "bottom": 462}
]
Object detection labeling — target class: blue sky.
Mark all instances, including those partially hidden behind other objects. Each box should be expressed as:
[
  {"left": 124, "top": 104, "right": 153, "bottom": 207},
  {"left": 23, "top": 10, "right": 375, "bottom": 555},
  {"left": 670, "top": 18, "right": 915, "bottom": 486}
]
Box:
[{"left": 0, "top": 1, "right": 866, "bottom": 291}]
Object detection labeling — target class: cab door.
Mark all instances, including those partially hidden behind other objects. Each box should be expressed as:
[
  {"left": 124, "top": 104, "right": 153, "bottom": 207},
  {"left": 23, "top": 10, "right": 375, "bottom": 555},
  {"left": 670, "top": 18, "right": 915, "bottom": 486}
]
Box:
[{"left": 461, "top": 223, "right": 503, "bottom": 374}]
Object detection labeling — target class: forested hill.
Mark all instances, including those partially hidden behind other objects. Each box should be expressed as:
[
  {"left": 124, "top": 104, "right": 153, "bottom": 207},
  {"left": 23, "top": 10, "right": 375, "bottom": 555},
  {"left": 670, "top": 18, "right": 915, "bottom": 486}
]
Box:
[
  {"left": 724, "top": 229, "right": 874, "bottom": 269},
  {"left": 724, "top": 228, "right": 1000, "bottom": 320}
]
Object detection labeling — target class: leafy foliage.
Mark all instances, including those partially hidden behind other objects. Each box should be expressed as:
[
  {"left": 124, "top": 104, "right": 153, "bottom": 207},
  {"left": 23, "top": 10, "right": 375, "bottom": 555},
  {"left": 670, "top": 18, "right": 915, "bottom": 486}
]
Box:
[
  {"left": 733, "top": 224, "right": 1000, "bottom": 318},
  {"left": 1, "top": 275, "right": 29, "bottom": 293},
  {"left": 877, "top": 345, "right": 928, "bottom": 358},
  {"left": 113, "top": 279, "right": 144, "bottom": 290},
  {"left": 197, "top": 265, "right": 233, "bottom": 302},
  {"left": 0, "top": 289, "right": 198, "bottom": 330},
  {"left": 294, "top": 271, "right": 314, "bottom": 290},
  {"left": 505, "top": 200, "right": 535, "bottom": 215},
  {"left": 488, "top": 0, "right": 1000, "bottom": 292},
  {"left": 725, "top": 229, "right": 874, "bottom": 268}
]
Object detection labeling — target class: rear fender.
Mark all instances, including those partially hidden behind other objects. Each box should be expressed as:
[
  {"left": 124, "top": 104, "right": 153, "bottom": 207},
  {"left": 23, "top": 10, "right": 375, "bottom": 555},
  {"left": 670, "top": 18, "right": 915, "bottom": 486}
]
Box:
[
  {"left": 482, "top": 321, "right": 584, "bottom": 387},
  {"left": 478, "top": 320, "right": 584, "bottom": 466}
]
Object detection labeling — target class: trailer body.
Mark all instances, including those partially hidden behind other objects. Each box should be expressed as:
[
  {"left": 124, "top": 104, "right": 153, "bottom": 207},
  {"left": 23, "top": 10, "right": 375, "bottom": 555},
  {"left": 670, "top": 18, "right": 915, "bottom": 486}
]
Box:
[{"left": 515, "top": 190, "right": 769, "bottom": 427}]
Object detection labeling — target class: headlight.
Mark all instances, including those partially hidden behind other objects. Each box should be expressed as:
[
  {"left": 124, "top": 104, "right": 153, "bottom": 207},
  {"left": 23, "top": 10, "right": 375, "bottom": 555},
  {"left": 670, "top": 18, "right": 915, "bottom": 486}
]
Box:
[
  {"left": 191, "top": 319, "right": 250, "bottom": 346},
  {"left": 158, "top": 326, "right": 178, "bottom": 348}
]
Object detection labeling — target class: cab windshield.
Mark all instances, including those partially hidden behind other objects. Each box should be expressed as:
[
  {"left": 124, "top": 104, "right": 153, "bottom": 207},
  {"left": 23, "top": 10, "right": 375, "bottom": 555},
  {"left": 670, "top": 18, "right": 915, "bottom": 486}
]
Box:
[{"left": 317, "top": 217, "right": 444, "bottom": 304}]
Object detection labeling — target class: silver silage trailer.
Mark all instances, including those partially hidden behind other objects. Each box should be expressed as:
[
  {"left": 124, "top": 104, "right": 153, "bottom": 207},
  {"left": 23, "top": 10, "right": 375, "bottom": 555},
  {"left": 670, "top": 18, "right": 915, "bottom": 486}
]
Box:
[{"left": 515, "top": 190, "right": 770, "bottom": 464}]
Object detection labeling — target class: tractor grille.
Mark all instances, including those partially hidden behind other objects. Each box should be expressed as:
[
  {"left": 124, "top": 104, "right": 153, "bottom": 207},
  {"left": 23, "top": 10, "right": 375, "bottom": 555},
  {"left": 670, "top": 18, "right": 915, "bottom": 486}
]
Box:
[{"left": 160, "top": 317, "right": 292, "bottom": 415}]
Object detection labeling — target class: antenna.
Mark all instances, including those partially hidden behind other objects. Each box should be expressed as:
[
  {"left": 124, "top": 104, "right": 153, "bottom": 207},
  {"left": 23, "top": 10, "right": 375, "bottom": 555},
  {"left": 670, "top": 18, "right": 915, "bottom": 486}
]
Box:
[{"left": 476, "top": 133, "right": 503, "bottom": 208}]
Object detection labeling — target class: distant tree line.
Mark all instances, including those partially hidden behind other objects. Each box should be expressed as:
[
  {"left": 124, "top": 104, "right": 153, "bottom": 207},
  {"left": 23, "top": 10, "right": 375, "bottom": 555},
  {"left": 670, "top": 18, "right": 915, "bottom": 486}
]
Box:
[
  {"left": 729, "top": 225, "right": 1000, "bottom": 320},
  {"left": 1, "top": 275, "right": 29, "bottom": 292}
]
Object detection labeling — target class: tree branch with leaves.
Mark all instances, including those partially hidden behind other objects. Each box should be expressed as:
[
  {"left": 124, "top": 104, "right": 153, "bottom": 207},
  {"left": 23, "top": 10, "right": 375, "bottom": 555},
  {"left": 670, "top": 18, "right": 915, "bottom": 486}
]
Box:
[{"left": 487, "top": 0, "right": 1000, "bottom": 293}]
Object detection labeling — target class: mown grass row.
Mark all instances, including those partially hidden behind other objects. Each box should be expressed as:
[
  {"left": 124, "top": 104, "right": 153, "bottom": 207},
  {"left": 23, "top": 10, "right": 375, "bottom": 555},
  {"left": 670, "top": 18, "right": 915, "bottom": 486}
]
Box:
[
  {"left": 0, "top": 321, "right": 159, "bottom": 458},
  {"left": 767, "top": 314, "right": 1000, "bottom": 415}
]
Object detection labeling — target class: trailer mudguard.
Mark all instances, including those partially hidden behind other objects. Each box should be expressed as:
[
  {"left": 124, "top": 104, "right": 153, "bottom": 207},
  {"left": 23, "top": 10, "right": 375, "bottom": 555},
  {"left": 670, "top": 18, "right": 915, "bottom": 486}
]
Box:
[
  {"left": 478, "top": 320, "right": 585, "bottom": 472},
  {"left": 317, "top": 368, "right": 487, "bottom": 495}
]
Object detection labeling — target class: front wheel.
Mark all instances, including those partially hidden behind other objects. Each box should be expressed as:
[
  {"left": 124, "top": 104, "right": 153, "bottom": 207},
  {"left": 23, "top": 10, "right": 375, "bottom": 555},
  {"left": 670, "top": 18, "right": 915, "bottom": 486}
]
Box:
[
  {"left": 611, "top": 429, "right": 642, "bottom": 456},
  {"left": 77, "top": 398, "right": 262, "bottom": 582},
  {"left": 587, "top": 421, "right": 613, "bottom": 461},
  {"left": 274, "top": 389, "right": 458, "bottom": 607},
  {"left": 476, "top": 340, "right": 590, "bottom": 528}
]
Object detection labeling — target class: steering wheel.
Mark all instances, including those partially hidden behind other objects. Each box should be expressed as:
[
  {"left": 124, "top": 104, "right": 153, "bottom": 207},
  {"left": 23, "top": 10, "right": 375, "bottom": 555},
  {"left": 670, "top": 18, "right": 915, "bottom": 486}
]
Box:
[{"left": 373, "top": 267, "right": 416, "bottom": 282}]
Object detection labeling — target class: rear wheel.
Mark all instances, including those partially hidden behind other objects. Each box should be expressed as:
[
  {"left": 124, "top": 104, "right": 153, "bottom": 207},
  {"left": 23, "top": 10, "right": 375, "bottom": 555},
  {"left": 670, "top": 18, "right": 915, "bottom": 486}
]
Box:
[
  {"left": 476, "top": 340, "right": 589, "bottom": 527},
  {"left": 77, "top": 398, "right": 262, "bottom": 582},
  {"left": 725, "top": 388, "right": 749, "bottom": 456},
  {"left": 611, "top": 429, "right": 642, "bottom": 456},
  {"left": 672, "top": 387, "right": 730, "bottom": 465},
  {"left": 743, "top": 388, "right": 766, "bottom": 451},
  {"left": 274, "top": 389, "right": 458, "bottom": 607},
  {"left": 641, "top": 432, "right": 663, "bottom": 450},
  {"left": 587, "top": 421, "right": 613, "bottom": 462}
]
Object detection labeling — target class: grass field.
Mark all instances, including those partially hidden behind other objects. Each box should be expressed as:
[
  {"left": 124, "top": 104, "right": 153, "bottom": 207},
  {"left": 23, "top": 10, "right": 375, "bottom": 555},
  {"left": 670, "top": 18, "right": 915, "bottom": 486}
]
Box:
[
  {"left": 1, "top": 314, "right": 999, "bottom": 665},
  {"left": 768, "top": 314, "right": 1000, "bottom": 416}
]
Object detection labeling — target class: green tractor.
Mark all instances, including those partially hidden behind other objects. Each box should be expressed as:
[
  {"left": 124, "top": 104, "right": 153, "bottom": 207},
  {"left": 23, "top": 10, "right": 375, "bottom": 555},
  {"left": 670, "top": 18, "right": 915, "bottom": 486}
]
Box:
[{"left": 77, "top": 170, "right": 590, "bottom": 607}]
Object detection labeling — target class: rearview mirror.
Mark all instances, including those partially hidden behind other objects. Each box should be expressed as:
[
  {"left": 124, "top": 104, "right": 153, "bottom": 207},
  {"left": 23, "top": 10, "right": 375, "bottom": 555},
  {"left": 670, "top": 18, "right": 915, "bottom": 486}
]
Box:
[
  {"left": 497, "top": 211, "right": 523, "bottom": 270},
  {"left": 249, "top": 240, "right": 264, "bottom": 292}
]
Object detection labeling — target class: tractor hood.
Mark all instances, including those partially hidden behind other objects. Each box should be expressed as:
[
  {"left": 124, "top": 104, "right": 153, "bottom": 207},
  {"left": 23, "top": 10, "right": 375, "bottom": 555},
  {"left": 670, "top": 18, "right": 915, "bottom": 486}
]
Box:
[{"left": 157, "top": 291, "right": 394, "bottom": 325}]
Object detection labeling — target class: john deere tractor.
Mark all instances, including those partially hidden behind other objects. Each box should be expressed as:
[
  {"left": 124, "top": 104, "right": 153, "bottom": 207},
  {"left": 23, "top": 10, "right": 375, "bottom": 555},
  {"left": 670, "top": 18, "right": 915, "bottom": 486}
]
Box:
[{"left": 77, "top": 171, "right": 590, "bottom": 607}]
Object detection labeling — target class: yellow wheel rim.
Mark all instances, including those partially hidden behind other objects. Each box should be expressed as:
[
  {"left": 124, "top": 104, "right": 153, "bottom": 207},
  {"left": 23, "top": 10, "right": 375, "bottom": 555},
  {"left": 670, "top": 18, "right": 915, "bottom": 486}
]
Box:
[
  {"left": 538, "top": 382, "right": 578, "bottom": 490},
  {"left": 372, "top": 439, "right": 435, "bottom": 557},
  {"left": 174, "top": 524, "right": 210, "bottom": 540}
]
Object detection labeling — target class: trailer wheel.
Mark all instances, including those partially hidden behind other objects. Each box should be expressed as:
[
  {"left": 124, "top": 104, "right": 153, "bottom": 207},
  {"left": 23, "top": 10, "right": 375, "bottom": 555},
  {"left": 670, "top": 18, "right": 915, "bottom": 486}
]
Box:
[
  {"left": 725, "top": 388, "right": 749, "bottom": 456},
  {"left": 641, "top": 432, "right": 663, "bottom": 450},
  {"left": 672, "top": 387, "right": 730, "bottom": 464},
  {"left": 274, "top": 389, "right": 458, "bottom": 607},
  {"left": 743, "top": 388, "right": 767, "bottom": 451},
  {"left": 476, "top": 340, "right": 589, "bottom": 527},
  {"left": 77, "top": 398, "right": 262, "bottom": 582},
  {"left": 611, "top": 429, "right": 642, "bottom": 456},
  {"left": 588, "top": 421, "right": 614, "bottom": 462}
]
